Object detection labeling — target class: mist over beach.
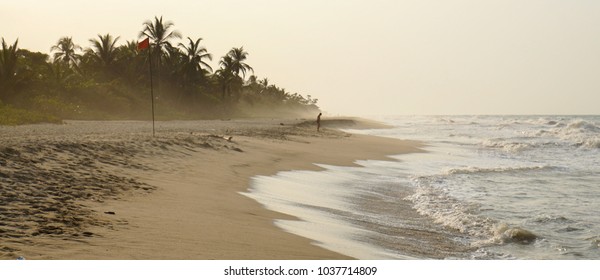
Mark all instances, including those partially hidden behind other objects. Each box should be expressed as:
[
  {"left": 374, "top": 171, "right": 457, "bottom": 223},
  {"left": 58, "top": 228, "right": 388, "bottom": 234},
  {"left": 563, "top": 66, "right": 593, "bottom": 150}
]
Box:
[{"left": 1, "top": 0, "right": 600, "bottom": 265}]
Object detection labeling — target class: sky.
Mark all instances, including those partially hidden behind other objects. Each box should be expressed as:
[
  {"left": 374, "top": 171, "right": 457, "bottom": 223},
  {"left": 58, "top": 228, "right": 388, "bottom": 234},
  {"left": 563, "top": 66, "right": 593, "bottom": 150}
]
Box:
[{"left": 2, "top": 0, "right": 600, "bottom": 115}]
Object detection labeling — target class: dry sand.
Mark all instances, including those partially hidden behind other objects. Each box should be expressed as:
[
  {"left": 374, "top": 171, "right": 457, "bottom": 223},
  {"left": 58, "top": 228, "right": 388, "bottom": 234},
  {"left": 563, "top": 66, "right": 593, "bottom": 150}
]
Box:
[{"left": 0, "top": 118, "right": 422, "bottom": 259}]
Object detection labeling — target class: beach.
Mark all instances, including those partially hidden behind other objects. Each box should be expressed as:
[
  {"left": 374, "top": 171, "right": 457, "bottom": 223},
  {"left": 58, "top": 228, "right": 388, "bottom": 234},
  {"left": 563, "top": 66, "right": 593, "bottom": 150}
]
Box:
[{"left": 0, "top": 118, "right": 421, "bottom": 260}]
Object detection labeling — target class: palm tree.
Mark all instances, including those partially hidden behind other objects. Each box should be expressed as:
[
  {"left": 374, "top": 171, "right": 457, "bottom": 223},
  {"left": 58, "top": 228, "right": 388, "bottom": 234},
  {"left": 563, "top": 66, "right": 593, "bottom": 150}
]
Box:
[
  {"left": 88, "top": 33, "right": 120, "bottom": 68},
  {"left": 216, "top": 47, "right": 253, "bottom": 101},
  {"left": 216, "top": 55, "right": 235, "bottom": 100},
  {"left": 139, "top": 16, "right": 182, "bottom": 98},
  {"left": 139, "top": 16, "right": 182, "bottom": 63},
  {"left": 226, "top": 47, "right": 253, "bottom": 79},
  {"left": 174, "top": 37, "right": 213, "bottom": 93},
  {"left": 0, "top": 38, "right": 18, "bottom": 80},
  {"left": 0, "top": 38, "right": 19, "bottom": 100},
  {"left": 50, "top": 36, "right": 81, "bottom": 68},
  {"left": 219, "top": 55, "right": 233, "bottom": 73},
  {"left": 178, "top": 37, "right": 213, "bottom": 74}
]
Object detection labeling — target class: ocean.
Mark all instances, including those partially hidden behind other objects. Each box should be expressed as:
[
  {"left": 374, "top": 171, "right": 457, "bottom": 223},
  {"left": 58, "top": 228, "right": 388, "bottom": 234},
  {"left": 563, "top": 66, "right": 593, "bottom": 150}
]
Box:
[{"left": 244, "top": 115, "right": 600, "bottom": 259}]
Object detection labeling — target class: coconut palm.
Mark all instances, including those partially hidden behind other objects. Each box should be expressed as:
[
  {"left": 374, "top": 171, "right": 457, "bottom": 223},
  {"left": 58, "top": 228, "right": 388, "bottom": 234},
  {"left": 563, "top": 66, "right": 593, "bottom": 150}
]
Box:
[
  {"left": 178, "top": 37, "right": 212, "bottom": 74},
  {"left": 167, "top": 37, "right": 212, "bottom": 93},
  {"left": 139, "top": 16, "right": 182, "bottom": 62},
  {"left": 0, "top": 38, "right": 19, "bottom": 99},
  {"left": 216, "top": 47, "right": 253, "bottom": 101},
  {"left": 88, "top": 33, "right": 120, "bottom": 68},
  {"left": 0, "top": 38, "right": 18, "bottom": 81},
  {"left": 219, "top": 55, "right": 233, "bottom": 73},
  {"left": 216, "top": 55, "right": 235, "bottom": 100},
  {"left": 50, "top": 36, "right": 81, "bottom": 68},
  {"left": 226, "top": 47, "right": 253, "bottom": 79}
]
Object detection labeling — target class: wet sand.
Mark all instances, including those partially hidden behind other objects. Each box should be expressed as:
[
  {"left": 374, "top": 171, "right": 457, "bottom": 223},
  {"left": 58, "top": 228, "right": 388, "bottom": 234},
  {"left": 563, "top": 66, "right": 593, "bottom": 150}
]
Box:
[{"left": 0, "top": 118, "right": 422, "bottom": 259}]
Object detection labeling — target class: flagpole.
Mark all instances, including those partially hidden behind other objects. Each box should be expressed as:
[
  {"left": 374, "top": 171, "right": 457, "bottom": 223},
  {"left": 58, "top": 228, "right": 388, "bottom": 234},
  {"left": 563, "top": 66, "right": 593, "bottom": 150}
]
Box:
[{"left": 148, "top": 42, "right": 155, "bottom": 137}]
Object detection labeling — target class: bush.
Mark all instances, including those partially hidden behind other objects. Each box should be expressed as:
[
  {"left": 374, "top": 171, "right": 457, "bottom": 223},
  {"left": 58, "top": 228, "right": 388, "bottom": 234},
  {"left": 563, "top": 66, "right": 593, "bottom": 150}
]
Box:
[{"left": 0, "top": 101, "right": 62, "bottom": 125}]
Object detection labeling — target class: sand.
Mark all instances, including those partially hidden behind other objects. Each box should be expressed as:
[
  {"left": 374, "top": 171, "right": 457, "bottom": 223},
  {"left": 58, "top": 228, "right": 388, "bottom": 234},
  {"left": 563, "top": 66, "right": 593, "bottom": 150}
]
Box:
[{"left": 0, "top": 118, "right": 422, "bottom": 260}]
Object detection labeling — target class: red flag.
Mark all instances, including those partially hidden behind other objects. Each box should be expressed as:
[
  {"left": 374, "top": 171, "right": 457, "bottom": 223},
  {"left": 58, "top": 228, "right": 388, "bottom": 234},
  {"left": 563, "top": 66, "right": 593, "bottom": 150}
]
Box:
[{"left": 137, "top": 38, "right": 150, "bottom": 50}]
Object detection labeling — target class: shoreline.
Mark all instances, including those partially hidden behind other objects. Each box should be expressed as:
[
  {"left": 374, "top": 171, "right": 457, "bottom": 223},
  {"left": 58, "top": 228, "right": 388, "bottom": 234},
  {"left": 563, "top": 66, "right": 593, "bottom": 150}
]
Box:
[{"left": 1, "top": 118, "right": 423, "bottom": 259}]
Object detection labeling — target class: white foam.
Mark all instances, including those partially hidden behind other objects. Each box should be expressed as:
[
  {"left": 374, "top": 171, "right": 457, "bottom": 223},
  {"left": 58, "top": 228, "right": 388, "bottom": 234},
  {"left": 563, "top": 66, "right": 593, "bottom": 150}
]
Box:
[
  {"left": 242, "top": 168, "right": 408, "bottom": 259},
  {"left": 406, "top": 177, "right": 498, "bottom": 245},
  {"left": 443, "top": 165, "right": 554, "bottom": 175}
]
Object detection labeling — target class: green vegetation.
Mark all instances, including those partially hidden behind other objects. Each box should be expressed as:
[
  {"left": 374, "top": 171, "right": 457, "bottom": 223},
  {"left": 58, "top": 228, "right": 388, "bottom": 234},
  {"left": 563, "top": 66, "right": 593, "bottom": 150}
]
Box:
[
  {"left": 0, "top": 16, "right": 319, "bottom": 125},
  {"left": 0, "top": 101, "right": 61, "bottom": 125}
]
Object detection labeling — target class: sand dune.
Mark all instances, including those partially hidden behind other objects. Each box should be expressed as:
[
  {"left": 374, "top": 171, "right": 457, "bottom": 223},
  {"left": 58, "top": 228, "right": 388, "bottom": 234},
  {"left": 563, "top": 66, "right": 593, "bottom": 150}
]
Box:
[{"left": 0, "top": 118, "right": 421, "bottom": 259}]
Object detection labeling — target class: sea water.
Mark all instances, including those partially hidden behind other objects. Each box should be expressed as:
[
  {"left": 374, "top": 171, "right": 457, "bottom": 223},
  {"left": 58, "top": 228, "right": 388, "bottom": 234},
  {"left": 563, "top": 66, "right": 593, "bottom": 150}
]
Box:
[{"left": 243, "top": 116, "right": 600, "bottom": 259}]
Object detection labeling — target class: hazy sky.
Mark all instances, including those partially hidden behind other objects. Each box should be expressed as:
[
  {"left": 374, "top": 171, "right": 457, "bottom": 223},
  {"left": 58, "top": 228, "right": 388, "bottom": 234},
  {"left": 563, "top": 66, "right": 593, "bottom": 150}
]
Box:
[{"left": 2, "top": 0, "right": 600, "bottom": 115}]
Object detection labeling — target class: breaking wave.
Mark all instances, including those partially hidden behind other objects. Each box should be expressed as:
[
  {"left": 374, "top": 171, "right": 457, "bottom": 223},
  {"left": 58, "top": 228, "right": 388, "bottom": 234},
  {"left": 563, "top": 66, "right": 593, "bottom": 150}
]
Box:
[
  {"left": 480, "top": 139, "right": 535, "bottom": 153},
  {"left": 406, "top": 175, "right": 539, "bottom": 248},
  {"left": 443, "top": 165, "right": 555, "bottom": 175},
  {"left": 378, "top": 115, "right": 600, "bottom": 259},
  {"left": 480, "top": 119, "right": 600, "bottom": 151}
]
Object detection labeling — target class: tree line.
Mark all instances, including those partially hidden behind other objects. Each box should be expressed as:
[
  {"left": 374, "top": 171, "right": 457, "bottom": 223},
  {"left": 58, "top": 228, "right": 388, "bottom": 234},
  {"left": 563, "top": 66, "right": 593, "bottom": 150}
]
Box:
[{"left": 0, "top": 16, "right": 319, "bottom": 124}]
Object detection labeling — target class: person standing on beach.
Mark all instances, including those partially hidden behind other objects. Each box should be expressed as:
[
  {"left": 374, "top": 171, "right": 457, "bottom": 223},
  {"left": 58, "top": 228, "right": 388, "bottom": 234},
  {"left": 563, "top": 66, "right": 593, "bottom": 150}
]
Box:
[{"left": 317, "top": 112, "right": 322, "bottom": 131}]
